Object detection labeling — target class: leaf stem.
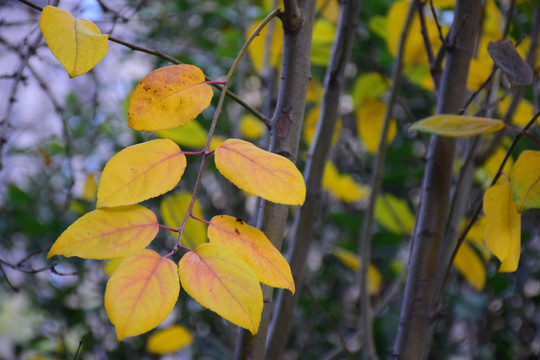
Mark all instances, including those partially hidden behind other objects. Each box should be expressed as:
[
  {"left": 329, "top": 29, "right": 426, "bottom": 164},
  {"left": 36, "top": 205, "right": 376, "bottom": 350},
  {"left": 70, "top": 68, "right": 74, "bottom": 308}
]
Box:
[
  {"left": 158, "top": 224, "right": 179, "bottom": 232},
  {"left": 190, "top": 213, "right": 210, "bottom": 225}
]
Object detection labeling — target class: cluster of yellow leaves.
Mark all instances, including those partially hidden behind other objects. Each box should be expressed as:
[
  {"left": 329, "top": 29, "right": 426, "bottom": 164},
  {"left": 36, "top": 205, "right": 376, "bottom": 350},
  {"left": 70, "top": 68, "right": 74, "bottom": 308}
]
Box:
[{"left": 41, "top": 8, "right": 307, "bottom": 341}]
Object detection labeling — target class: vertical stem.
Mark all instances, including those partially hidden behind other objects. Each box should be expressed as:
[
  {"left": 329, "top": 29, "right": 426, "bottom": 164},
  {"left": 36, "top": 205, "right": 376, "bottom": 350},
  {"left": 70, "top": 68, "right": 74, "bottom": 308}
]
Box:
[
  {"left": 358, "top": 2, "right": 417, "bottom": 359},
  {"left": 264, "top": 1, "right": 362, "bottom": 358},
  {"left": 392, "top": 1, "right": 482, "bottom": 359},
  {"left": 234, "top": 0, "right": 317, "bottom": 358}
]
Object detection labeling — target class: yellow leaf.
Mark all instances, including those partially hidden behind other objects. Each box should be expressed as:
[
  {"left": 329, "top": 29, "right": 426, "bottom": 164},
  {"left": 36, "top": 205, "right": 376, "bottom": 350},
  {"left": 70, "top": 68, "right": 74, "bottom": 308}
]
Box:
[
  {"left": 103, "top": 258, "right": 123, "bottom": 276},
  {"left": 48, "top": 205, "right": 158, "bottom": 259},
  {"left": 155, "top": 120, "right": 208, "bottom": 149},
  {"left": 214, "top": 139, "right": 306, "bottom": 205},
  {"left": 208, "top": 215, "right": 294, "bottom": 293},
  {"left": 160, "top": 192, "right": 207, "bottom": 249},
  {"left": 453, "top": 241, "right": 486, "bottom": 290},
  {"left": 432, "top": 0, "right": 455, "bottom": 7},
  {"left": 303, "top": 106, "right": 341, "bottom": 146},
  {"left": 332, "top": 248, "right": 382, "bottom": 294},
  {"left": 499, "top": 97, "right": 535, "bottom": 127},
  {"left": 357, "top": 100, "right": 397, "bottom": 153},
  {"left": 318, "top": 0, "right": 340, "bottom": 24},
  {"left": 39, "top": 6, "right": 108, "bottom": 78},
  {"left": 306, "top": 79, "right": 324, "bottom": 103},
  {"left": 311, "top": 19, "right": 336, "bottom": 66},
  {"left": 105, "top": 250, "right": 180, "bottom": 340},
  {"left": 128, "top": 64, "right": 213, "bottom": 131},
  {"left": 484, "top": 177, "right": 521, "bottom": 272},
  {"left": 322, "top": 162, "right": 370, "bottom": 203},
  {"left": 483, "top": 0, "right": 504, "bottom": 38},
  {"left": 179, "top": 243, "right": 263, "bottom": 334},
  {"left": 467, "top": 35, "right": 497, "bottom": 90},
  {"left": 322, "top": 161, "right": 340, "bottom": 191},
  {"left": 352, "top": 72, "right": 389, "bottom": 108},
  {"left": 335, "top": 175, "right": 371, "bottom": 203},
  {"left": 375, "top": 193, "right": 415, "bottom": 235},
  {"left": 210, "top": 135, "right": 225, "bottom": 151},
  {"left": 481, "top": 145, "right": 513, "bottom": 184},
  {"left": 386, "top": 1, "right": 443, "bottom": 66},
  {"left": 246, "top": 19, "right": 283, "bottom": 73},
  {"left": 410, "top": 114, "right": 504, "bottom": 137},
  {"left": 146, "top": 325, "right": 193, "bottom": 354},
  {"left": 81, "top": 174, "right": 97, "bottom": 201},
  {"left": 239, "top": 114, "right": 266, "bottom": 140},
  {"left": 510, "top": 150, "right": 540, "bottom": 212},
  {"left": 97, "top": 139, "right": 186, "bottom": 208}
]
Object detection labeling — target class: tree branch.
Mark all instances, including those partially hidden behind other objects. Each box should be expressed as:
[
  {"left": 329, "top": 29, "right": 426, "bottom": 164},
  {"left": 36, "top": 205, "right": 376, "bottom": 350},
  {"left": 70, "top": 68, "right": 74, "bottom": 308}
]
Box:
[
  {"left": 392, "top": 1, "right": 482, "bottom": 359},
  {"left": 264, "top": 1, "right": 362, "bottom": 358}
]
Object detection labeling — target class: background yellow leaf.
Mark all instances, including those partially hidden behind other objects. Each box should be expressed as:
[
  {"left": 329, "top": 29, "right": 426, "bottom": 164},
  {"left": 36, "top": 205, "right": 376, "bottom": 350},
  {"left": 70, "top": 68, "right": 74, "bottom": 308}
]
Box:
[
  {"left": 97, "top": 139, "right": 186, "bottom": 208},
  {"left": 179, "top": 243, "right": 263, "bottom": 334},
  {"left": 375, "top": 193, "right": 415, "bottom": 235},
  {"left": 484, "top": 177, "right": 521, "bottom": 272},
  {"left": 48, "top": 205, "right": 158, "bottom": 259},
  {"left": 214, "top": 139, "right": 306, "bottom": 205},
  {"left": 208, "top": 215, "right": 294, "bottom": 293},
  {"left": 40, "top": 6, "right": 108, "bottom": 78},
  {"left": 499, "top": 97, "right": 534, "bottom": 127},
  {"left": 356, "top": 100, "right": 397, "bottom": 153},
  {"left": 239, "top": 114, "right": 267, "bottom": 140},
  {"left": 322, "top": 161, "right": 371, "bottom": 203},
  {"left": 81, "top": 174, "right": 97, "bottom": 201},
  {"left": 311, "top": 19, "right": 336, "bottom": 66},
  {"left": 453, "top": 242, "right": 486, "bottom": 290},
  {"left": 352, "top": 72, "right": 389, "bottom": 108},
  {"left": 160, "top": 192, "right": 207, "bottom": 249},
  {"left": 105, "top": 250, "right": 180, "bottom": 340},
  {"left": 246, "top": 19, "right": 282, "bottom": 73},
  {"left": 410, "top": 115, "right": 504, "bottom": 137},
  {"left": 155, "top": 120, "right": 208, "bottom": 148},
  {"left": 146, "top": 325, "right": 193, "bottom": 354},
  {"left": 128, "top": 64, "right": 213, "bottom": 131},
  {"left": 332, "top": 248, "right": 382, "bottom": 294},
  {"left": 303, "top": 106, "right": 341, "bottom": 146},
  {"left": 510, "top": 150, "right": 540, "bottom": 212}
]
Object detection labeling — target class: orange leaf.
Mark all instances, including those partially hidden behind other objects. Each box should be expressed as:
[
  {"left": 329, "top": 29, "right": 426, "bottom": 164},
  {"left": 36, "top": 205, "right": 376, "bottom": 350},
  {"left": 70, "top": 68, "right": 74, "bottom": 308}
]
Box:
[
  {"left": 208, "top": 215, "right": 294, "bottom": 293},
  {"left": 179, "top": 243, "right": 263, "bottom": 334},
  {"left": 128, "top": 64, "right": 213, "bottom": 131},
  {"left": 214, "top": 139, "right": 305, "bottom": 205},
  {"left": 97, "top": 139, "right": 186, "bottom": 208},
  {"left": 105, "top": 250, "right": 180, "bottom": 340},
  {"left": 48, "top": 205, "right": 158, "bottom": 259}
]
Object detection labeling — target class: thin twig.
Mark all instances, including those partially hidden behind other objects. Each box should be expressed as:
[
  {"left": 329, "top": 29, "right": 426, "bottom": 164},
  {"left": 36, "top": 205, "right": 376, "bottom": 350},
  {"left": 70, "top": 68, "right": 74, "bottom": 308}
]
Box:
[{"left": 0, "top": 263, "right": 19, "bottom": 292}]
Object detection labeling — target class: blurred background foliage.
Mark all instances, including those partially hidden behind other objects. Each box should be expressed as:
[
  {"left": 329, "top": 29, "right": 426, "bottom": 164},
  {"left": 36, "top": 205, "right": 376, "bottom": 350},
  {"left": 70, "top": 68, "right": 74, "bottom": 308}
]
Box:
[{"left": 1, "top": 0, "right": 540, "bottom": 359}]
